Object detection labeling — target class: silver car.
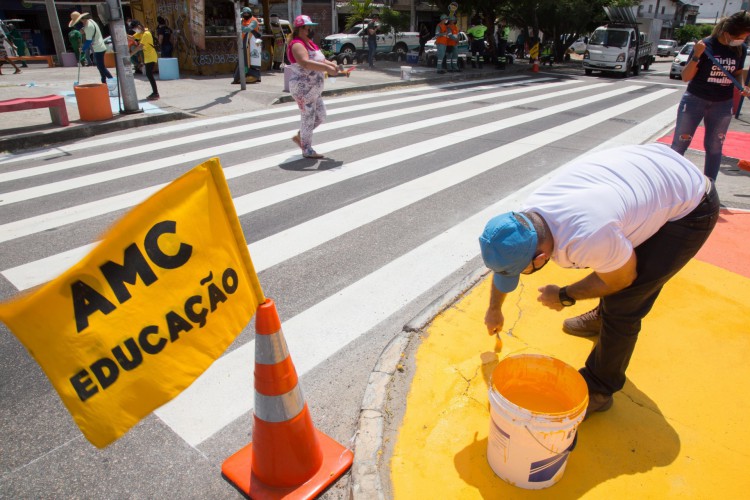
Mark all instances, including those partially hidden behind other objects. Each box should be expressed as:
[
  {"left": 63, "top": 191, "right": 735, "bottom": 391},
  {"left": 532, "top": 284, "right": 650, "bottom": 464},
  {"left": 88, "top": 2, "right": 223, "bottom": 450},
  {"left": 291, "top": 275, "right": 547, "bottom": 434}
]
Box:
[
  {"left": 669, "top": 42, "right": 695, "bottom": 79},
  {"left": 657, "top": 39, "right": 679, "bottom": 57}
]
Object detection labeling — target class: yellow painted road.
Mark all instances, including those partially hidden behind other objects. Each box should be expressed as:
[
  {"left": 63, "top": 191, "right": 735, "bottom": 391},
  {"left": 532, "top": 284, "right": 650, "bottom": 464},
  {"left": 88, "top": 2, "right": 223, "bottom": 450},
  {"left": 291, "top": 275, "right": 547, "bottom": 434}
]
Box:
[{"left": 392, "top": 210, "right": 750, "bottom": 499}]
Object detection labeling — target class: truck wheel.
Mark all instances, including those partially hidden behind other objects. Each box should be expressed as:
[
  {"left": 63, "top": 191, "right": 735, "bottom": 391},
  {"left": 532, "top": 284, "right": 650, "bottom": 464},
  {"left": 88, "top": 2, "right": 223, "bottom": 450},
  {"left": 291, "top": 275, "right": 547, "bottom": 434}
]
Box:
[
  {"left": 584, "top": 69, "right": 592, "bottom": 75},
  {"left": 340, "top": 44, "right": 356, "bottom": 60},
  {"left": 643, "top": 61, "right": 651, "bottom": 71}
]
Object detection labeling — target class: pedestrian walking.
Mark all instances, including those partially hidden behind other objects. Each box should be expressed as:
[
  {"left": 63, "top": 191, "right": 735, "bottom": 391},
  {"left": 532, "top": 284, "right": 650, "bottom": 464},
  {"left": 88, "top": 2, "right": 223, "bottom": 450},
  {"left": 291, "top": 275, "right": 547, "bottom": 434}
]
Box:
[
  {"left": 287, "top": 15, "right": 339, "bottom": 159},
  {"left": 480, "top": 143, "right": 719, "bottom": 418},
  {"left": 130, "top": 20, "right": 159, "bottom": 100},
  {"left": 69, "top": 11, "right": 113, "bottom": 84},
  {"left": 670, "top": 11, "right": 750, "bottom": 181},
  {"left": 366, "top": 14, "right": 379, "bottom": 68},
  {"left": 6, "top": 24, "right": 28, "bottom": 67},
  {"left": 0, "top": 31, "right": 22, "bottom": 74}
]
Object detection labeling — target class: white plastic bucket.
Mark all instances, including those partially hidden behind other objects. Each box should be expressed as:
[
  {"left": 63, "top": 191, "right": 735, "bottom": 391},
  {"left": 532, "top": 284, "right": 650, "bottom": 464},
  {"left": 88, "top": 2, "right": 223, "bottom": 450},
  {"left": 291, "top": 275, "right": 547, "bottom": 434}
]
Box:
[
  {"left": 106, "top": 77, "right": 118, "bottom": 97},
  {"left": 487, "top": 354, "right": 588, "bottom": 489},
  {"left": 400, "top": 66, "right": 412, "bottom": 81}
]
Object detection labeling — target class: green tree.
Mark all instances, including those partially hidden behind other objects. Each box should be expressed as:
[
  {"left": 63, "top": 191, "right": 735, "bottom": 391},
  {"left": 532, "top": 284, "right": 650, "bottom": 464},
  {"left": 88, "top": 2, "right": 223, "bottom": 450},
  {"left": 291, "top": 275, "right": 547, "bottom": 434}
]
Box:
[
  {"left": 674, "top": 24, "right": 714, "bottom": 45},
  {"left": 345, "top": 0, "right": 379, "bottom": 51},
  {"left": 455, "top": 0, "right": 637, "bottom": 62},
  {"left": 344, "top": 1, "right": 409, "bottom": 56}
]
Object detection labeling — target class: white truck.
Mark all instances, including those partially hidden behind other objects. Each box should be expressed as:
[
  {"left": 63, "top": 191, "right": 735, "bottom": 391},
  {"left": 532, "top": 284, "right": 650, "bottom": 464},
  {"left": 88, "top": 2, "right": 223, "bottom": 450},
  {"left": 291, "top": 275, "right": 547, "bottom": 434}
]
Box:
[
  {"left": 322, "top": 23, "right": 420, "bottom": 63},
  {"left": 582, "top": 7, "right": 658, "bottom": 77}
]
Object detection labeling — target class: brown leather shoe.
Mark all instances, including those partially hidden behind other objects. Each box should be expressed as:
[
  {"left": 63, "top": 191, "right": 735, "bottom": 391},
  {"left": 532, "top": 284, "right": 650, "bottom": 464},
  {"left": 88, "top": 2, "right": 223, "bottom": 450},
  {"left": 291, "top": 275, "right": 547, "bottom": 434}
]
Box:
[
  {"left": 562, "top": 306, "right": 601, "bottom": 337},
  {"left": 584, "top": 392, "right": 613, "bottom": 420}
]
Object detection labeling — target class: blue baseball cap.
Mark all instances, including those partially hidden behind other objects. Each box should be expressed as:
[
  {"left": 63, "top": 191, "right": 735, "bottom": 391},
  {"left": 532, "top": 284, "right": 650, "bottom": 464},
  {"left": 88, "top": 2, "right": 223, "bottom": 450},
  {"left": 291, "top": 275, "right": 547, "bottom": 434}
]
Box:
[{"left": 478, "top": 212, "right": 537, "bottom": 292}]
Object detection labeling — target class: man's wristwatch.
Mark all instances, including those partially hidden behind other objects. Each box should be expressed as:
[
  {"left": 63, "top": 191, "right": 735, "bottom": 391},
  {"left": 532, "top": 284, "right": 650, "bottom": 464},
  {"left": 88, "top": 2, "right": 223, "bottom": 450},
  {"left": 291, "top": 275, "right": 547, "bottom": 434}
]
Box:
[{"left": 559, "top": 287, "right": 576, "bottom": 307}]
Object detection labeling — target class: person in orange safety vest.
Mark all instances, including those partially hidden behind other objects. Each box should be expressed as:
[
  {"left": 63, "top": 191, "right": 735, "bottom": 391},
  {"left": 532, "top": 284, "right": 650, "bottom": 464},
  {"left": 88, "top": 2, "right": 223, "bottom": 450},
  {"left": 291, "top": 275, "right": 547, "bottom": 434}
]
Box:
[
  {"left": 446, "top": 17, "right": 460, "bottom": 72},
  {"left": 435, "top": 14, "right": 449, "bottom": 74}
]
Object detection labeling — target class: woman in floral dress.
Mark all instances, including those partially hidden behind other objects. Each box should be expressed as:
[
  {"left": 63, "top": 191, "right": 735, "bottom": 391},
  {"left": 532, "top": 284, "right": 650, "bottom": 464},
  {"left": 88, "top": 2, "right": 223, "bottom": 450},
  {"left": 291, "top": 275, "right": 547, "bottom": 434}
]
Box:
[{"left": 286, "top": 15, "right": 339, "bottom": 159}]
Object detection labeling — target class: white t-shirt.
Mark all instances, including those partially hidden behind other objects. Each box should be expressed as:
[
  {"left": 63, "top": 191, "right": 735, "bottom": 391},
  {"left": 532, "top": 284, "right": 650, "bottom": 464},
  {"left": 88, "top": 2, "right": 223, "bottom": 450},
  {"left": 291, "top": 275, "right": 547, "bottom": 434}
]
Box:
[
  {"left": 83, "top": 21, "right": 107, "bottom": 53},
  {"left": 521, "top": 144, "right": 705, "bottom": 273}
]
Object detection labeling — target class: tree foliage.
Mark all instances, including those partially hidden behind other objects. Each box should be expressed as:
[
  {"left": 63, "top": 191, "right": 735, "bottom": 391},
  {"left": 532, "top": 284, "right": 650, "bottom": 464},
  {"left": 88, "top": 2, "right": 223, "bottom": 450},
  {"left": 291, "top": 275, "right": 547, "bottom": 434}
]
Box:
[
  {"left": 674, "top": 24, "right": 714, "bottom": 45},
  {"left": 344, "top": 0, "right": 409, "bottom": 52},
  {"left": 452, "top": 0, "right": 639, "bottom": 60}
]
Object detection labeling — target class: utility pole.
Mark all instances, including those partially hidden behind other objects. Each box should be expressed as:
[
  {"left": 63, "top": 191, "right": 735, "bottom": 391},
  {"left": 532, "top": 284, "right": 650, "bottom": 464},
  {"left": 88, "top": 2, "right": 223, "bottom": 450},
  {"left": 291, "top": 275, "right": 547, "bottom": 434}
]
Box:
[
  {"left": 233, "top": 0, "right": 247, "bottom": 90},
  {"left": 410, "top": 0, "right": 416, "bottom": 31},
  {"left": 43, "top": 0, "right": 66, "bottom": 61},
  {"left": 105, "top": 0, "right": 140, "bottom": 113}
]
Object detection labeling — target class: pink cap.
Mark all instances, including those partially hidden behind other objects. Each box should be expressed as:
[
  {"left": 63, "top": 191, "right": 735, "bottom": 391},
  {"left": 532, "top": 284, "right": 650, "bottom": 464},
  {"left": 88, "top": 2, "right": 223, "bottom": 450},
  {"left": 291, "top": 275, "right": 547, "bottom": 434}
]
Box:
[{"left": 294, "top": 15, "right": 318, "bottom": 28}]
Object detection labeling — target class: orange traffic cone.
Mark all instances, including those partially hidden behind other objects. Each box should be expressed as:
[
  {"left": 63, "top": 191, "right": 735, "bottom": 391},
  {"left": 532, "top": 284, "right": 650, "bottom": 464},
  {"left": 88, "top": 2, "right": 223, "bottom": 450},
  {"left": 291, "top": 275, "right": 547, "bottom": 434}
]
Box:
[
  {"left": 532, "top": 59, "right": 539, "bottom": 73},
  {"left": 222, "top": 299, "right": 353, "bottom": 499}
]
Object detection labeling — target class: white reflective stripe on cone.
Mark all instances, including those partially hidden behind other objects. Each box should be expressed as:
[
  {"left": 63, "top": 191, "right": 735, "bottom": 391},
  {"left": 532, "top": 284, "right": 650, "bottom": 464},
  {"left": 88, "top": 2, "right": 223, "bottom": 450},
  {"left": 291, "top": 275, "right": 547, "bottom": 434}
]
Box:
[
  {"left": 255, "top": 384, "right": 306, "bottom": 423},
  {"left": 255, "top": 329, "right": 290, "bottom": 365}
]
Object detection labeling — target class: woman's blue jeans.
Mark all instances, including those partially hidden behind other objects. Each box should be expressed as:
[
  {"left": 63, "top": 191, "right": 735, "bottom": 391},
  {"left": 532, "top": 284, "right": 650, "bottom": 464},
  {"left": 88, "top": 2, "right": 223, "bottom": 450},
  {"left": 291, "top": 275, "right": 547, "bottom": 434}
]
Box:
[
  {"left": 367, "top": 39, "right": 376, "bottom": 66},
  {"left": 670, "top": 92, "right": 733, "bottom": 181}
]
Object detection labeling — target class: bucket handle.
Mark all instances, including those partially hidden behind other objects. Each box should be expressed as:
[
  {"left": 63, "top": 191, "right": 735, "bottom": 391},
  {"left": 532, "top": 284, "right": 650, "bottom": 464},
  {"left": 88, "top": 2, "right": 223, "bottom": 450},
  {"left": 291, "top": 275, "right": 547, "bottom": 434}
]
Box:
[{"left": 525, "top": 426, "right": 578, "bottom": 454}]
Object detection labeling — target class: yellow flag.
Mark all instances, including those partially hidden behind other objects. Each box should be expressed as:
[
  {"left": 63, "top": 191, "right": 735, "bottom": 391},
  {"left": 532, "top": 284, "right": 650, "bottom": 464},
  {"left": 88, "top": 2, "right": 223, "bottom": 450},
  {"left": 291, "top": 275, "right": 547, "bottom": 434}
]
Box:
[{"left": 0, "top": 158, "right": 264, "bottom": 448}]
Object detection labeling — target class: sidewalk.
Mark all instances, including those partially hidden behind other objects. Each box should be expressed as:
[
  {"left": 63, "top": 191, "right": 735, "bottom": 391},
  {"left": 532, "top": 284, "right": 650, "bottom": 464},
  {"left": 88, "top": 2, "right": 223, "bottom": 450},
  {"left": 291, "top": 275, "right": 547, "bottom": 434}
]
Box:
[{"left": 0, "top": 58, "right": 530, "bottom": 152}]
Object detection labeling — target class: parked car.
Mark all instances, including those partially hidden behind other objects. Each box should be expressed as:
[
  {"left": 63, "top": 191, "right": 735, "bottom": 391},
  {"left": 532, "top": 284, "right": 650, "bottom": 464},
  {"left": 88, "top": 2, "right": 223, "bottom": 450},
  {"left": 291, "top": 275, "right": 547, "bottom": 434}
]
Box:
[
  {"left": 321, "top": 23, "right": 420, "bottom": 63},
  {"left": 657, "top": 39, "right": 679, "bottom": 57},
  {"left": 669, "top": 41, "right": 695, "bottom": 79},
  {"left": 569, "top": 37, "right": 587, "bottom": 54}
]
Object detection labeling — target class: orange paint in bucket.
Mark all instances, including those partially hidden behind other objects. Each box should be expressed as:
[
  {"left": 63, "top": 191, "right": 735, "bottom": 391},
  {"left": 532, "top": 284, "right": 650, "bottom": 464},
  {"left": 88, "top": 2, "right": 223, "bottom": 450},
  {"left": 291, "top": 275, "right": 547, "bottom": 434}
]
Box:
[{"left": 487, "top": 354, "right": 588, "bottom": 489}]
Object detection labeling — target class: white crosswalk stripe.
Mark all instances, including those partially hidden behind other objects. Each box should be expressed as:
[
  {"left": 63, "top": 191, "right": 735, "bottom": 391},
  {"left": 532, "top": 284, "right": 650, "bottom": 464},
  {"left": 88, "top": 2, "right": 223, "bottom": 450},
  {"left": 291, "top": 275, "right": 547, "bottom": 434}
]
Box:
[{"left": 0, "top": 76, "right": 680, "bottom": 450}]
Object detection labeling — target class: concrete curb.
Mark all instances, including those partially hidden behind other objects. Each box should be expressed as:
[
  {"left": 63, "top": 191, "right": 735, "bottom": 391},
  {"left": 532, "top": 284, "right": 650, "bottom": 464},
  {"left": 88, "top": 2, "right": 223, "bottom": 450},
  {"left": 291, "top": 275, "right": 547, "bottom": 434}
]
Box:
[
  {"left": 0, "top": 108, "right": 193, "bottom": 152},
  {"left": 349, "top": 266, "right": 489, "bottom": 499}
]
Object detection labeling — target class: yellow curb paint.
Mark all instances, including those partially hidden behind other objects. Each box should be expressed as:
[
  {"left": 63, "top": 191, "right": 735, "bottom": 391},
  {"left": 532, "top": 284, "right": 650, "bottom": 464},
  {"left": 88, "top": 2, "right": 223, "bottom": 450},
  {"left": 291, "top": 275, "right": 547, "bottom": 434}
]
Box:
[{"left": 391, "top": 259, "right": 750, "bottom": 498}]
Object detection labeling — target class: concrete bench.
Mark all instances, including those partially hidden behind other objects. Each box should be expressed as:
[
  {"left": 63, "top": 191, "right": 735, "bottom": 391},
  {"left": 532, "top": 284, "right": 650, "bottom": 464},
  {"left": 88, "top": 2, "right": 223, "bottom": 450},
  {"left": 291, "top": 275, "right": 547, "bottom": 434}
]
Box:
[
  {"left": 0, "top": 95, "right": 70, "bottom": 126},
  {"left": 8, "top": 55, "right": 56, "bottom": 67}
]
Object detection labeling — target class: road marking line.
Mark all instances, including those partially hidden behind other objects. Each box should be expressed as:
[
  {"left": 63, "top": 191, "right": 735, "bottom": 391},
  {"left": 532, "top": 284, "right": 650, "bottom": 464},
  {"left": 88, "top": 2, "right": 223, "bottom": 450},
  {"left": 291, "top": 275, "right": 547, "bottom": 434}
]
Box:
[
  {"left": 0, "top": 76, "right": 528, "bottom": 166},
  {"left": 0, "top": 79, "right": 565, "bottom": 204},
  {"left": 2, "top": 82, "right": 620, "bottom": 288},
  {"left": 0, "top": 81, "right": 585, "bottom": 240}
]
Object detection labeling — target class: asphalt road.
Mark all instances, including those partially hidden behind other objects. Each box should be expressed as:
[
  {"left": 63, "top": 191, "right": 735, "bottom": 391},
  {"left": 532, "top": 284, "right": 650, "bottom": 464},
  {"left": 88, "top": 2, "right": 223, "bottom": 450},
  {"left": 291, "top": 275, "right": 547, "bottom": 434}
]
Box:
[{"left": 0, "top": 71, "right": 690, "bottom": 498}]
